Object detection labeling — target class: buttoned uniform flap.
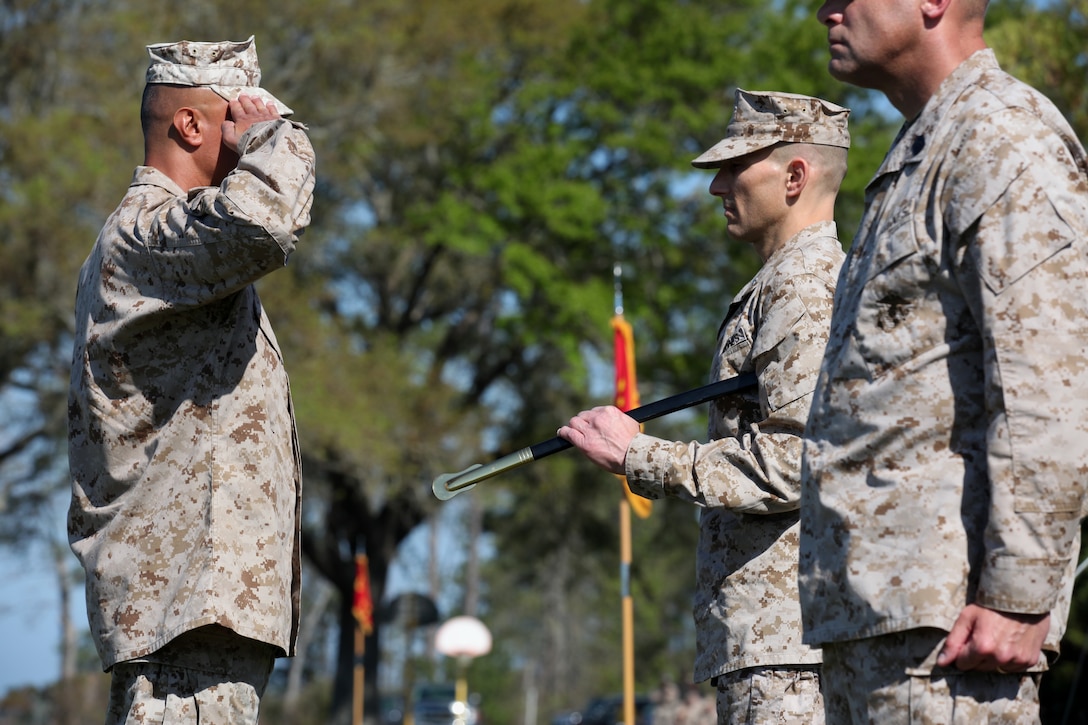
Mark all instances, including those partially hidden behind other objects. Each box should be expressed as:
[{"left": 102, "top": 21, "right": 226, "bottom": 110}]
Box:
[
  {"left": 751, "top": 290, "right": 806, "bottom": 359},
  {"left": 968, "top": 187, "right": 1078, "bottom": 295},
  {"left": 752, "top": 291, "right": 816, "bottom": 413},
  {"left": 941, "top": 108, "right": 1082, "bottom": 294}
]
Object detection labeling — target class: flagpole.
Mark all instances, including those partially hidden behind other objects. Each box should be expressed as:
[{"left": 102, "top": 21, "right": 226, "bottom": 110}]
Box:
[
  {"left": 621, "top": 498, "right": 636, "bottom": 725},
  {"left": 353, "top": 625, "right": 365, "bottom": 725},
  {"left": 614, "top": 264, "right": 637, "bottom": 725}
]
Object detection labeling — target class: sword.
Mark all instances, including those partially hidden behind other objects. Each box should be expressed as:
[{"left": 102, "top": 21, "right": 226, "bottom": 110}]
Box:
[{"left": 432, "top": 372, "right": 758, "bottom": 500}]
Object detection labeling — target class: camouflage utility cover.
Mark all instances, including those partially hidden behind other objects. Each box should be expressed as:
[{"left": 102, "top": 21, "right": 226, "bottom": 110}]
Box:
[
  {"left": 68, "top": 117, "right": 316, "bottom": 668},
  {"left": 625, "top": 222, "right": 844, "bottom": 681},
  {"left": 692, "top": 89, "right": 851, "bottom": 169},
  {"left": 145, "top": 36, "right": 293, "bottom": 116},
  {"left": 800, "top": 50, "right": 1088, "bottom": 653}
]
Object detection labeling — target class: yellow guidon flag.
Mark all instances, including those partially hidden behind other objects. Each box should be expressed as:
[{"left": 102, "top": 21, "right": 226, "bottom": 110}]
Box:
[{"left": 611, "top": 314, "right": 652, "bottom": 519}]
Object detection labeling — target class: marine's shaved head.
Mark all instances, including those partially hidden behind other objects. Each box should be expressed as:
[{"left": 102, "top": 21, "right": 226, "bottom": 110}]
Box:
[
  {"left": 769, "top": 142, "right": 849, "bottom": 196},
  {"left": 140, "top": 84, "right": 224, "bottom": 141}
]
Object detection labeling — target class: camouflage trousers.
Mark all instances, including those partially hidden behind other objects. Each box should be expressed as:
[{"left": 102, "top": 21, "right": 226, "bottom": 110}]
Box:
[
  {"left": 105, "top": 625, "right": 276, "bottom": 725},
  {"left": 821, "top": 628, "right": 1043, "bottom": 725},
  {"left": 715, "top": 666, "right": 824, "bottom": 725}
]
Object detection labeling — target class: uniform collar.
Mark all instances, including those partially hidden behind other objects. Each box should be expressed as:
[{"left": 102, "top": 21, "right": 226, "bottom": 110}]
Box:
[
  {"left": 872, "top": 49, "right": 1000, "bottom": 181},
  {"left": 131, "top": 165, "right": 188, "bottom": 197}
]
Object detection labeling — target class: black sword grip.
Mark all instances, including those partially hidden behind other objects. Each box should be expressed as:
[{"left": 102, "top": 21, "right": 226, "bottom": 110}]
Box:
[{"left": 527, "top": 372, "right": 758, "bottom": 462}]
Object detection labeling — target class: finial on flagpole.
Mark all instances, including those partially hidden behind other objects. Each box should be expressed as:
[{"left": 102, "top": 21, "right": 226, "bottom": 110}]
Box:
[{"left": 613, "top": 263, "right": 624, "bottom": 316}]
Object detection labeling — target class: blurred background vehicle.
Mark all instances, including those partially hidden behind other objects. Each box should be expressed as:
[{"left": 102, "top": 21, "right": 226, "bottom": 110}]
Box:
[
  {"left": 413, "top": 682, "right": 481, "bottom": 725},
  {"left": 551, "top": 694, "right": 653, "bottom": 725}
]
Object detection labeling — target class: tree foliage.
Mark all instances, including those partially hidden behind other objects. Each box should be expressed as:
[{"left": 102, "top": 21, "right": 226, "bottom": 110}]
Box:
[{"left": 0, "top": 0, "right": 1085, "bottom": 723}]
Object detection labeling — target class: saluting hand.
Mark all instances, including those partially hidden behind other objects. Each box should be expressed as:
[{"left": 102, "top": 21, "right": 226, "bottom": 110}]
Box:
[{"left": 222, "top": 94, "right": 281, "bottom": 153}]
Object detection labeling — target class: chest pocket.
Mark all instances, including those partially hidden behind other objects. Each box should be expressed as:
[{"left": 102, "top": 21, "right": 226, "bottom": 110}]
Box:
[
  {"left": 841, "top": 205, "right": 946, "bottom": 380},
  {"left": 709, "top": 320, "right": 758, "bottom": 440},
  {"left": 715, "top": 315, "right": 753, "bottom": 378},
  {"left": 753, "top": 291, "right": 816, "bottom": 412}
]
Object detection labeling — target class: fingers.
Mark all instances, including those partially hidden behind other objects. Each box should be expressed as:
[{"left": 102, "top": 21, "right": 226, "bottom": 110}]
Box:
[
  {"left": 938, "top": 604, "right": 1049, "bottom": 673},
  {"left": 556, "top": 406, "right": 637, "bottom": 476},
  {"left": 937, "top": 609, "right": 974, "bottom": 668},
  {"left": 555, "top": 420, "right": 579, "bottom": 444},
  {"left": 230, "top": 94, "right": 281, "bottom": 123},
  {"left": 556, "top": 406, "right": 609, "bottom": 444},
  {"left": 222, "top": 95, "right": 282, "bottom": 154}
]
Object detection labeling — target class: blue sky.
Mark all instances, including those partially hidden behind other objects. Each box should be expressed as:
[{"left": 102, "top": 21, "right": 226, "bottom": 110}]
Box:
[{"left": 0, "top": 546, "right": 78, "bottom": 693}]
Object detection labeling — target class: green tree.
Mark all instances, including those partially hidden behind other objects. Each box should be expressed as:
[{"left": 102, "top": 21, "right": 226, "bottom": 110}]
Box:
[
  {"left": 0, "top": 5, "right": 141, "bottom": 713},
  {"left": 472, "top": 0, "right": 892, "bottom": 717}
]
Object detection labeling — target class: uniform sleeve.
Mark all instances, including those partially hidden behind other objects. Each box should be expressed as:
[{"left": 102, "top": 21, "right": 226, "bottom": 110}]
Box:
[
  {"left": 144, "top": 119, "right": 317, "bottom": 307},
  {"left": 953, "top": 108, "right": 1088, "bottom": 613},
  {"left": 625, "top": 272, "right": 836, "bottom": 514},
  {"left": 220, "top": 119, "right": 317, "bottom": 255}
]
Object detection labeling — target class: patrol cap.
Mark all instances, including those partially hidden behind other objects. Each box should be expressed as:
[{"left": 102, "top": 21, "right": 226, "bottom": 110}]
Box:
[
  {"left": 145, "top": 35, "right": 293, "bottom": 116},
  {"left": 692, "top": 89, "right": 850, "bottom": 168}
]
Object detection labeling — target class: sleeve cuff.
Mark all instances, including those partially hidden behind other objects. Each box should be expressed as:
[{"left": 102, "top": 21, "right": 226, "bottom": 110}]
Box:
[
  {"left": 623, "top": 433, "right": 672, "bottom": 500},
  {"left": 975, "top": 555, "right": 1068, "bottom": 614}
]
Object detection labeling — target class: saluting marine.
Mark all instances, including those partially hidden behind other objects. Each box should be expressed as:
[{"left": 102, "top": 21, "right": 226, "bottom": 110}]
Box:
[{"left": 68, "top": 36, "right": 315, "bottom": 724}]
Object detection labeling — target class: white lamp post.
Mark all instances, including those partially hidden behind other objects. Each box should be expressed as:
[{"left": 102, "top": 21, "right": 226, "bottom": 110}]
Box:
[{"left": 434, "top": 616, "right": 492, "bottom": 718}]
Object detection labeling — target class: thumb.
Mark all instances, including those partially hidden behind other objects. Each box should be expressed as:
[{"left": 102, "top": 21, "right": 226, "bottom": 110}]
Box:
[{"left": 221, "top": 120, "right": 241, "bottom": 153}]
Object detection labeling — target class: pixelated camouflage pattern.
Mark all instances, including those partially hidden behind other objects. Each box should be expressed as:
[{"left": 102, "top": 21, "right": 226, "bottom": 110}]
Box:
[
  {"left": 821, "top": 630, "right": 1043, "bottom": 724},
  {"left": 107, "top": 626, "right": 274, "bottom": 724},
  {"left": 715, "top": 666, "right": 823, "bottom": 725},
  {"left": 800, "top": 50, "right": 1088, "bottom": 652},
  {"left": 145, "top": 36, "right": 292, "bottom": 116},
  {"left": 692, "top": 90, "right": 851, "bottom": 169},
  {"left": 68, "top": 117, "right": 316, "bottom": 669},
  {"left": 626, "top": 222, "right": 844, "bottom": 682}
]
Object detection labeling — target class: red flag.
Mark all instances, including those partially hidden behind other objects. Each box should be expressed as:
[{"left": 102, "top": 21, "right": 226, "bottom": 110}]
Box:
[
  {"left": 612, "top": 315, "right": 652, "bottom": 518},
  {"left": 353, "top": 554, "right": 374, "bottom": 635}
]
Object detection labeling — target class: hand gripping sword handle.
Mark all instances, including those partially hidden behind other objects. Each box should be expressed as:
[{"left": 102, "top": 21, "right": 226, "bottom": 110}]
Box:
[{"left": 432, "top": 372, "right": 758, "bottom": 500}]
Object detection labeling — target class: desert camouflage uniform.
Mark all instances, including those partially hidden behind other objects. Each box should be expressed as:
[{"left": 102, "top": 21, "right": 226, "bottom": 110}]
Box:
[
  {"left": 105, "top": 625, "right": 276, "bottom": 723},
  {"left": 820, "top": 628, "right": 1044, "bottom": 724},
  {"left": 68, "top": 115, "right": 316, "bottom": 671},
  {"left": 716, "top": 668, "right": 822, "bottom": 725},
  {"left": 800, "top": 49, "right": 1088, "bottom": 711},
  {"left": 626, "top": 222, "right": 843, "bottom": 691}
]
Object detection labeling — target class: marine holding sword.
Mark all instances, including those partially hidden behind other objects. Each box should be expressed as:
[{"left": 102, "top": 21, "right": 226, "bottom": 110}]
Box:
[{"left": 558, "top": 89, "right": 851, "bottom": 725}]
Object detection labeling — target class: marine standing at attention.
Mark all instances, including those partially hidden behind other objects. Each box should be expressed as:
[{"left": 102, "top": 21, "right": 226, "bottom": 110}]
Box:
[
  {"left": 799, "top": 0, "right": 1088, "bottom": 721},
  {"left": 560, "top": 89, "right": 851, "bottom": 724}
]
